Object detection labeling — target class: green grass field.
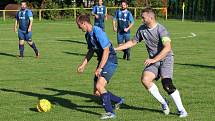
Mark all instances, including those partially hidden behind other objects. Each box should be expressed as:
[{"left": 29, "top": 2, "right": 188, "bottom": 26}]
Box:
[{"left": 0, "top": 19, "right": 215, "bottom": 121}]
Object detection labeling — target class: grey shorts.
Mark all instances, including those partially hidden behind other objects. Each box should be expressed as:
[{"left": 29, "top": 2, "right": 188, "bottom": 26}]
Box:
[{"left": 144, "top": 56, "right": 174, "bottom": 80}]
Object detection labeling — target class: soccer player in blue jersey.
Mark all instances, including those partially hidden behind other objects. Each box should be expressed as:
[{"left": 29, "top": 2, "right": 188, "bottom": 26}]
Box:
[
  {"left": 92, "top": 0, "right": 106, "bottom": 31},
  {"left": 76, "top": 14, "right": 124, "bottom": 120},
  {"left": 115, "top": 7, "right": 188, "bottom": 118},
  {"left": 113, "top": 0, "right": 134, "bottom": 60},
  {"left": 14, "top": 1, "right": 39, "bottom": 59}
]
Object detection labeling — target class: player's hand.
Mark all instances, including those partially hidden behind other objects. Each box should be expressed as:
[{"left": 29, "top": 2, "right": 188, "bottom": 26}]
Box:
[
  {"left": 144, "top": 59, "right": 156, "bottom": 66},
  {"left": 124, "top": 28, "right": 129, "bottom": 32},
  {"left": 14, "top": 27, "right": 17, "bottom": 33},
  {"left": 113, "top": 27, "right": 117, "bottom": 32},
  {"left": 28, "top": 27, "right": 31, "bottom": 32},
  {"left": 95, "top": 15, "right": 99, "bottom": 19},
  {"left": 77, "top": 64, "right": 85, "bottom": 73},
  {"left": 95, "top": 68, "right": 102, "bottom": 77}
]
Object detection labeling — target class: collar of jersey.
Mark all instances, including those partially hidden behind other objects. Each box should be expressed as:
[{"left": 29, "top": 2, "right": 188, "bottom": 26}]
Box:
[{"left": 148, "top": 23, "right": 158, "bottom": 30}]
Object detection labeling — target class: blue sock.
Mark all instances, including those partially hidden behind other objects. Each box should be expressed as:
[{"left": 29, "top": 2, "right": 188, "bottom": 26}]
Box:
[
  {"left": 101, "top": 92, "right": 114, "bottom": 113},
  {"left": 29, "top": 42, "right": 38, "bottom": 54},
  {"left": 19, "top": 44, "right": 24, "bottom": 57},
  {"left": 108, "top": 91, "right": 121, "bottom": 103}
]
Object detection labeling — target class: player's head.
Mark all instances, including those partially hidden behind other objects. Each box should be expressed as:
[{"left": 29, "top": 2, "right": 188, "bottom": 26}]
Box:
[
  {"left": 76, "top": 14, "right": 91, "bottom": 32},
  {"left": 121, "top": 0, "right": 128, "bottom": 10},
  {"left": 98, "top": 0, "right": 103, "bottom": 6},
  {"left": 141, "top": 7, "right": 156, "bottom": 25},
  {"left": 20, "top": 1, "right": 27, "bottom": 10}
]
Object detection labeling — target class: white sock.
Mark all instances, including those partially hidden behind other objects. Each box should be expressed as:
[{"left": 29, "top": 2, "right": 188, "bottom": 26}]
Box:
[
  {"left": 148, "top": 83, "right": 166, "bottom": 105},
  {"left": 170, "top": 90, "right": 186, "bottom": 112}
]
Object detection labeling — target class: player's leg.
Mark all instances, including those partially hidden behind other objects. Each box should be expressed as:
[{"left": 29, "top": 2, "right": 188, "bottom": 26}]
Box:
[
  {"left": 117, "top": 33, "right": 126, "bottom": 59},
  {"left": 124, "top": 33, "right": 131, "bottom": 60},
  {"left": 96, "top": 77, "right": 115, "bottom": 119},
  {"left": 142, "top": 64, "right": 169, "bottom": 115},
  {"left": 18, "top": 31, "right": 25, "bottom": 58},
  {"left": 160, "top": 56, "right": 187, "bottom": 117},
  {"left": 26, "top": 32, "right": 39, "bottom": 58}
]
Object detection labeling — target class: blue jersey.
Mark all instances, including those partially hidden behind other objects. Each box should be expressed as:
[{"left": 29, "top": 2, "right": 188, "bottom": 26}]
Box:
[
  {"left": 92, "top": 5, "right": 106, "bottom": 24},
  {"left": 113, "top": 9, "right": 134, "bottom": 33},
  {"left": 85, "top": 26, "right": 117, "bottom": 64},
  {"left": 16, "top": 9, "right": 33, "bottom": 32}
]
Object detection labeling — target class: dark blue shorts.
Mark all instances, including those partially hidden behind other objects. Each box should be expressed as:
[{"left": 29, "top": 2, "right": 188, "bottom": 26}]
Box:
[
  {"left": 94, "top": 61, "right": 117, "bottom": 83},
  {"left": 117, "top": 32, "right": 130, "bottom": 44},
  {"left": 18, "top": 30, "right": 32, "bottom": 41}
]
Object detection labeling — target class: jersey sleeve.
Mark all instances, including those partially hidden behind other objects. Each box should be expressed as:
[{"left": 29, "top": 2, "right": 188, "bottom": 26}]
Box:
[
  {"left": 95, "top": 28, "right": 111, "bottom": 49},
  {"left": 133, "top": 27, "right": 143, "bottom": 43},
  {"left": 103, "top": 6, "right": 106, "bottom": 15},
  {"left": 15, "top": 11, "right": 19, "bottom": 20},
  {"left": 92, "top": 6, "right": 96, "bottom": 14},
  {"left": 85, "top": 33, "right": 92, "bottom": 49},
  {"left": 129, "top": 12, "right": 134, "bottom": 24},
  {"left": 158, "top": 25, "right": 171, "bottom": 44},
  {"left": 27, "top": 10, "right": 33, "bottom": 21}
]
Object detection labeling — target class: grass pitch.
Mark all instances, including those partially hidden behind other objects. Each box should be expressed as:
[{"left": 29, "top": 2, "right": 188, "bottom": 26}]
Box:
[{"left": 0, "top": 19, "right": 215, "bottom": 121}]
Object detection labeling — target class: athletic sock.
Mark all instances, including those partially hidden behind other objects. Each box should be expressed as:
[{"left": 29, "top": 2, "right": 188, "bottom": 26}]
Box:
[
  {"left": 108, "top": 91, "right": 121, "bottom": 103},
  {"left": 101, "top": 92, "right": 114, "bottom": 113},
  {"left": 19, "top": 44, "right": 24, "bottom": 57},
  {"left": 170, "top": 89, "right": 186, "bottom": 111},
  {"left": 148, "top": 83, "right": 167, "bottom": 105},
  {"left": 29, "top": 42, "right": 38, "bottom": 54}
]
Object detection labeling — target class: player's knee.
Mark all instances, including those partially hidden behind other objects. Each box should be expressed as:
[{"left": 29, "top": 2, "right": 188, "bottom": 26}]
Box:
[
  {"left": 161, "top": 78, "right": 176, "bottom": 95},
  {"left": 27, "top": 41, "right": 33, "bottom": 45},
  {"left": 141, "top": 76, "right": 151, "bottom": 89},
  {"left": 19, "top": 40, "right": 24, "bottom": 45},
  {"left": 96, "top": 83, "right": 105, "bottom": 93}
]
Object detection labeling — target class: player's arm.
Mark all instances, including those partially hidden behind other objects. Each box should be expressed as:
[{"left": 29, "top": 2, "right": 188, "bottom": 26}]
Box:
[
  {"left": 91, "top": 6, "right": 99, "bottom": 19},
  {"left": 28, "top": 17, "right": 33, "bottom": 32},
  {"left": 14, "top": 12, "right": 19, "bottom": 32},
  {"left": 77, "top": 49, "right": 94, "bottom": 73},
  {"left": 144, "top": 39, "right": 172, "bottom": 66},
  {"left": 115, "top": 39, "right": 137, "bottom": 51},
  {"left": 124, "top": 13, "right": 134, "bottom": 32},
  {"left": 112, "top": 11, "right": 117, "bottom": 32},
  {"left": 14, "top": 20, "right": 18, "bottom": 33}
]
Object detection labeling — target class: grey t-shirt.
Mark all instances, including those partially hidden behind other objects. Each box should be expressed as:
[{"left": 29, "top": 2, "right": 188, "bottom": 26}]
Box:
[{"left": 134, "top": 23, "right": 173, "bottom": 59}]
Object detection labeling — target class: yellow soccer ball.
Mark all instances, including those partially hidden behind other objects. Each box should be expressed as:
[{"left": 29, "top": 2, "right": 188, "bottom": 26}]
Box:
[{"left": 37, "top": 99, "right": 51, "bottom": 112}]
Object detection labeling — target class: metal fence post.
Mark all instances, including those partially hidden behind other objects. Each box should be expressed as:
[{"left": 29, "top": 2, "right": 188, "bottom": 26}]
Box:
[
  {"left": 39, "top": 9, "right": 42, "bottom": 21},
  {"left": 165, "top": 7, "right": 168, "bottom": 20},
  {"left": 3, "top": 10, "right": 6, "bottom": 21},
  {"left": 134, "top": 8, "right": 137, "bottom": 19},
  {"left": 74, "top": 9, "right": 76, "bottom": 19}
]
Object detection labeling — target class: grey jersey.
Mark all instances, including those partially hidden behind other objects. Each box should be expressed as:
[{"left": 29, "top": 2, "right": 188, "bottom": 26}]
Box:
[{"left": 134, "top": 23, "right": 173, "bottom": 59}]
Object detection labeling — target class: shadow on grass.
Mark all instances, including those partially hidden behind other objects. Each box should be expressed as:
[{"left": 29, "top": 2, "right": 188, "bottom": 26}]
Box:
[
  {"left": 57, "top": 39, "right": 87, "bottom": 45},
  {"left": 63, "top": 51, "right": 124, "bottom": 60},
  {"left": 175, "top": 63, "right": 215, "bottom": 69},
  {"left": 44, "top": 88, "right": 177, "bottom": 115},
  {"left": 0, "top": 88, "right": 177, "bottom": 116},
  {"left": 0, "top": 88, "right": 100, "bottom": 116},
  {"left": 0, "top": 52, "right": 17, "bottom": 57}
]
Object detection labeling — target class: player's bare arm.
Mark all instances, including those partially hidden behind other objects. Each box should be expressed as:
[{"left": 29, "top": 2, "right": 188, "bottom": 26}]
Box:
[
  {"left": 77, "top": 49, "right": 94, "bottom": 73},
  {"left": 28, "top": 18, "right": 33, "bottom": 32},
  {"left": 95, "top": 47, "right": 109, "bottom": 77},
  {"left": 112, "top": 20, "right": 117, "bottom": 32},
  {"left": 14, "top": 20, "right": 18, "bottom": 32},
  {"left": 115, "top": 39, "right": 137, "bottom": 51},
  {"left": 124, "top": 23, "right": 134, "bottom": 32},
  {"left": 144, "top": 41, "right": 172, "bottom": 66}
]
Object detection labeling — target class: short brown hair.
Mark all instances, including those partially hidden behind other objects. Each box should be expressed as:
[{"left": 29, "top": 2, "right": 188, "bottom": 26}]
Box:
[
  {"left": 142, "top": 7, "right": 155, "bottom": 15},
  {"left": 121, "top": 0, "right": 128, "bottom": 5},
  {"left": 76, "top": 14, "right": 91, "bottom": 24}
]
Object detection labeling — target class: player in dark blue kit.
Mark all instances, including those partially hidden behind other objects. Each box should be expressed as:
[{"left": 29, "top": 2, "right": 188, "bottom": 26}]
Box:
[
  {"left": 76, "top": 14, "right": 124, "bottom": 120},
  {"left": 14, "top": 1, "right": 39, "bottom": 59},
  {"left": 92, "top": 0, "right": 106, "bottom": 31},
  {"left": 113, "top": 0, "right": 134, "bottom": 60}
]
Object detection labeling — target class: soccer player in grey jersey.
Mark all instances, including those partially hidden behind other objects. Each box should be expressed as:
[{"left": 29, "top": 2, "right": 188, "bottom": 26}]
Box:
[{"left": 115, "top": 7, "right": 188, "bottom": 118}]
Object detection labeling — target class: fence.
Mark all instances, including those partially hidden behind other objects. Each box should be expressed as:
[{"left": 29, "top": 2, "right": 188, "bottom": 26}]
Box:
[{"left": 0, "top": 7, "right": 167, "bottom": 22}]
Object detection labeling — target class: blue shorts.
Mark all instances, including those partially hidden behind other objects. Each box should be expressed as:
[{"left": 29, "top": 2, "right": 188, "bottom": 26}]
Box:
[
  {"left": 18, "top": 30, "right": 32, "bottom": 41},
  {"left": 94, "top": 22, "right": 104, "bottom": 31},
  {"left": 117, "top": 32, "right": 130, "bottom": 44},
  {"left": 94, "top": 61, "right": 117, "bottom": 83}
]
